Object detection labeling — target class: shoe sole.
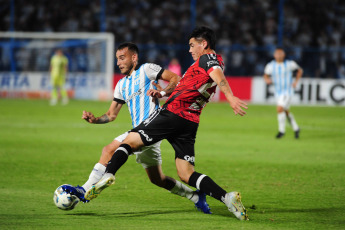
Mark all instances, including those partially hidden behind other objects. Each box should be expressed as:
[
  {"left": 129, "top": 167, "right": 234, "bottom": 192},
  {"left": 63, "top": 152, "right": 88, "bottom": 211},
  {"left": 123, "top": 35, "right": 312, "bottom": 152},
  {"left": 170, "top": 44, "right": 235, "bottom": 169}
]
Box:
[
  {"left": 228, "top": 192, "right": 249, "bottom": 221},
  {"left": 84, "top": 177, "right": 115, "bottom": 201}
]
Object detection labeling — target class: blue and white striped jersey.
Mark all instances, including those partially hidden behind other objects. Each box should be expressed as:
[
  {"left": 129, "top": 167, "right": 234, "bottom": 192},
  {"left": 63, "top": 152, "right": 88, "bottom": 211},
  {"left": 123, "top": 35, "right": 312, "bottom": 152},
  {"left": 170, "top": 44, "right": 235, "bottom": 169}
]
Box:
[
  {"left": 264, "top": 60, "right": 300, "bottom": 97},
  {"left": 114, "top": 63, "right": 163, "bottom": 128}
]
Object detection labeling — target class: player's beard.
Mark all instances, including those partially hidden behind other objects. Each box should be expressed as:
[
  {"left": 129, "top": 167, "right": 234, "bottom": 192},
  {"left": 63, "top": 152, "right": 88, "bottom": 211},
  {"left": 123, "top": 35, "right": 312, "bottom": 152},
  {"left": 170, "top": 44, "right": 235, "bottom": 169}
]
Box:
[{"left": 123, "top": 63, "right": 134, "bottom": 76}]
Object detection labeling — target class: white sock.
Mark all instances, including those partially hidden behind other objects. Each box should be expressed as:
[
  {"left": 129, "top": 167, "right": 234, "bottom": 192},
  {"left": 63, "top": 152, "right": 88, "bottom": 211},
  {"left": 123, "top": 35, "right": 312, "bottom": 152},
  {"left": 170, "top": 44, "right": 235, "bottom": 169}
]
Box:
[
  {"left": 277, "top": 112, "right": 286, "bottom": 133},
  {"left": 82, "top": 163, "right": 106, "bottom": 191},
  {"left": 170, "top": 180, "right": 199, "bottom": 203},
  {"left": 287, "top": 113, "right": 299, "bottom": 131}
]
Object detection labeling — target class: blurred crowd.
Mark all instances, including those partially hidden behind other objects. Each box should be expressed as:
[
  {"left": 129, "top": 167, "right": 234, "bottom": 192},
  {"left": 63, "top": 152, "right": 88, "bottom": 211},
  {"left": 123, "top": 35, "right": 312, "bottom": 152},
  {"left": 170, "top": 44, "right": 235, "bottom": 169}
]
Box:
[{"left": 1, "top": 0, "right": 345, "bottom": 78}]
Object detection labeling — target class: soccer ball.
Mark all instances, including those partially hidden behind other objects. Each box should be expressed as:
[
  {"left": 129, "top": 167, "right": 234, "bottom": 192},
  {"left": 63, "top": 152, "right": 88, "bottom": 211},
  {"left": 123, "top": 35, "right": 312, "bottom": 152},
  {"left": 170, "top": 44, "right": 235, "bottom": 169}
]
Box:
[{"left": 53, "top": 184, "right": 79, "bottom": 210}]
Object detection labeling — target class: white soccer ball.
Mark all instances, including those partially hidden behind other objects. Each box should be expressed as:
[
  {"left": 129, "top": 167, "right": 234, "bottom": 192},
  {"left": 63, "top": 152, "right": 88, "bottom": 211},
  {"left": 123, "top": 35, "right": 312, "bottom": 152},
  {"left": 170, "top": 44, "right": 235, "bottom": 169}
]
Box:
[{"left": 53, "top": 184, "right": 79, "bottom": 210}]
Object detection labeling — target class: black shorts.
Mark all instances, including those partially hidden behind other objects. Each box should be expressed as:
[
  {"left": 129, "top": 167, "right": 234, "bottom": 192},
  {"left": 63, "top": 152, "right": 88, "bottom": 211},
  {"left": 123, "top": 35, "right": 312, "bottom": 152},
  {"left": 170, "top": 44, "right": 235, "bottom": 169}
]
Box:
[{"left": 131, "top": 108, "right": 199, "bottom": 165}]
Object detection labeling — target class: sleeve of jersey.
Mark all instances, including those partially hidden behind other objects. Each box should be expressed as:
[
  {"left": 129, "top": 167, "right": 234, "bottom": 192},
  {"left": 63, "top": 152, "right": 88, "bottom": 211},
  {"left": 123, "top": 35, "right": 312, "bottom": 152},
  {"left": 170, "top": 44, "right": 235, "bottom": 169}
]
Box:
[
  {"left": 289, "top": 60, "right": 300, "bottom": 71},
  {"left": 143, "top": 63, "right": 164, "bottom": 81},
  {"left": 198, "top": 54, "right": 222, "bottom": 75},
  {"left": 113, "top": 81, "right": 125, "bottom": 104},
  {"left": 264, "top": 63, "right": 272, "bottom": 75}
]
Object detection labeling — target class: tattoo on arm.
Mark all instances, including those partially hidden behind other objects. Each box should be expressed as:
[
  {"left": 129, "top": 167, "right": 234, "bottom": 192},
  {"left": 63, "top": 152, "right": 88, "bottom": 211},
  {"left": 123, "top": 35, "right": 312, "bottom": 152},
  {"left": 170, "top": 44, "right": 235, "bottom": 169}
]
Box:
[
  {"left": 219, "top": 79, "right": 231, "bottom": 94},
  {"left": 219, "top": 80, "right": 226, "bottom": 86},
  {"left": 96, "top": 114, "right": 110, "bottom": 124},
  {"left": 164, "top": 82, "right": 177, "bottom": 95}
]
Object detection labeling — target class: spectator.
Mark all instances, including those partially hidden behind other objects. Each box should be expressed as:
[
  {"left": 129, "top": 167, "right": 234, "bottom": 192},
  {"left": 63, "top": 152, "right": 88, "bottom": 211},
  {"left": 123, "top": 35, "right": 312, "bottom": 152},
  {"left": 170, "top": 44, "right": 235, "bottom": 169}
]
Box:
[
  {"left": 1, "top": 0, "right": 345, "bottom": 78},
  {"left": 167, "top": 58, "right": 182, "bottom": 76}
]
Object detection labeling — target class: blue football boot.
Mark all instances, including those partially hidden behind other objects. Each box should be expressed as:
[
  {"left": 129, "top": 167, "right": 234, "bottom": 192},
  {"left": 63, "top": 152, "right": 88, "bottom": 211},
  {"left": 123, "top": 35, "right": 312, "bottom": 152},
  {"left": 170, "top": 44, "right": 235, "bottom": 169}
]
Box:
[
  {"left": 195, "top": 190, "right": 212, "bottom": 214},
  {"left": 61, "top": 184, "right": 89, "bottom": 203}
]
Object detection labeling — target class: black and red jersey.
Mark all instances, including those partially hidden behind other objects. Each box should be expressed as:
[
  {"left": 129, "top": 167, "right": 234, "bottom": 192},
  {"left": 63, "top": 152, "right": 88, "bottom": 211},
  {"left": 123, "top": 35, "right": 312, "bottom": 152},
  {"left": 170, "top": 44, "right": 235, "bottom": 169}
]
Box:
[{"left": 163, "top": 53, "right": 224, "bottom": 123}]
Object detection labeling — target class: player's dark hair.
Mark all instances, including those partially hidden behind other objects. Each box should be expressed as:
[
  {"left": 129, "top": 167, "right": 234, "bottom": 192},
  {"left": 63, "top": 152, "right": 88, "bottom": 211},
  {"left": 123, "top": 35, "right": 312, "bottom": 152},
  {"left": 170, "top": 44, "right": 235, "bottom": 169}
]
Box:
[
  {"left": 275, "top": 47, "right": 285, "bottom": 52},
  {"left": 189, "top": 26, "right": 216, "bottom": 50},
  {"left": 116, "top": 42, "right": 139, "bottom": 55}
]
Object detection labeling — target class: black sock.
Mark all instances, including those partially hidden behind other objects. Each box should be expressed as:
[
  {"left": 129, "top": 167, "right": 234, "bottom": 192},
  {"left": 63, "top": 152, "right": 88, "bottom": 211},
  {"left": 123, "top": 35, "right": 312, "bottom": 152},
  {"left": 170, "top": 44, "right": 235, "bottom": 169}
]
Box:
[
  {"left": 188, "top": 171, "right": 227, "bottom": 202},
  {"left": 164, "top": 176, "right": 176, "bottom": 190},
  {"left": 105, "top": 144, "right": 132, "bottom": 175}
]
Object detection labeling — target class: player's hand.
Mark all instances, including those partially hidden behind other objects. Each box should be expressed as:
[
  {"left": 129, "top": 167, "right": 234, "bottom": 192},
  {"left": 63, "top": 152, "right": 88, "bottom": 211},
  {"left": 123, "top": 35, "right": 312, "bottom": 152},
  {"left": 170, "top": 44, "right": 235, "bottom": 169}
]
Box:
[
  {"left": 265, "top": 78, "right": 273, "bottom": 85},
  {"left": 229, "top": 96, "right": 248, "bottom": 116},
  {"left": 152, "top": 81, "right": 163, "bottom": 91},
  {"left": 147, "top": 89, "right": 164, "bottom": 102},
  {"left": 82, "top": 110, "right": 96, "bottom": 123},
  {"left": 147, "top": 82, "right": 165, "bottom": 101},
  {"left": 292, "top": 81, "right": 298, "bottom": 88},
  {"left": 147, "top": 89, "right": 162, "bottom": 98}
]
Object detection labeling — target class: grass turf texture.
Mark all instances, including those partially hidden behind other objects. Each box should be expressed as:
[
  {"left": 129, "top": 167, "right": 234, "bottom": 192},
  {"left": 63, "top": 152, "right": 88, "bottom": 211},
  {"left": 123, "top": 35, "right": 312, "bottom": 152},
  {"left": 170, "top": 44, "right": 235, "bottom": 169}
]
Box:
[{"left": 0, "top": 99, "right": 344, "bottom": 229}]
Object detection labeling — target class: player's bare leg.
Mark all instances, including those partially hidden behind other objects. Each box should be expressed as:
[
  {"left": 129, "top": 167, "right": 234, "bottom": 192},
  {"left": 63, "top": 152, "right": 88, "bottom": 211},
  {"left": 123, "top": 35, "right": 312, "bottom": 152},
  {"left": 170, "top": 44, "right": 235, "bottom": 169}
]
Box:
[{"left": 50, "top": 86, "right": 58, "bottom": 106}]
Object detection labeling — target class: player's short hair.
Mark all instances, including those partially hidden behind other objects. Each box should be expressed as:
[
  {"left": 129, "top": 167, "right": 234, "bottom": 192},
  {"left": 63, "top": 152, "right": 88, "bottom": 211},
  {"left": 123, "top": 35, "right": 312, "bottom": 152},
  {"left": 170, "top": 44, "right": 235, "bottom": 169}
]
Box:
[
  {"left": 275, "top": 47, "right": 285, "bottom": 52},
  {"left": 116, "top": 42, "right": 139, "bottom": 55},
  {"left": 189, "top": 26, "right": 216, "bottom": 50}
]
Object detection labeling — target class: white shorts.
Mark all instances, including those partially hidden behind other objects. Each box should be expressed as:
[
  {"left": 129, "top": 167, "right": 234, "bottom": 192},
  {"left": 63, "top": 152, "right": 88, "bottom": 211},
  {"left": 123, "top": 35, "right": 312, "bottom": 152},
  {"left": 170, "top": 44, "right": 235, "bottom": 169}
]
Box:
[
  {"left": 276, "top": 94, "right": 291, "bottom": 110},
  {"left": 114, "top": 131, "right": 162, "bottom": 169}
]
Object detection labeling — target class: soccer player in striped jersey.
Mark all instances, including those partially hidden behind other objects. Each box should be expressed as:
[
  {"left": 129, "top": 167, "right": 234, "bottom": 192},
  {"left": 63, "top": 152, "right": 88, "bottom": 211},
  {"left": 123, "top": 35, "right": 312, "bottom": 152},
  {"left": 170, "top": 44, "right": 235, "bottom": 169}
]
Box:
[
  {"left": 63, "top": 42, "right": 211, "bottom": 213},
  {"left": 264, "top": 48, "right": 303, "bottom": 139},
  {"left": 86, "top": 27, "right": 249, "bottom": 221}
]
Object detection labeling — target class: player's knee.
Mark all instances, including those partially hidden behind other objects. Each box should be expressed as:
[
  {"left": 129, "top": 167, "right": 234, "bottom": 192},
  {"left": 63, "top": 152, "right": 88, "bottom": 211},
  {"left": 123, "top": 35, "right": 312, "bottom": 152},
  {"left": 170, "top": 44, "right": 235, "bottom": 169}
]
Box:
[
  {"left": 102, "top": 145, "right": 112, "bottom": 156},
  {"left": 277, "top": 106, "right": 284, "bottom": 113}
]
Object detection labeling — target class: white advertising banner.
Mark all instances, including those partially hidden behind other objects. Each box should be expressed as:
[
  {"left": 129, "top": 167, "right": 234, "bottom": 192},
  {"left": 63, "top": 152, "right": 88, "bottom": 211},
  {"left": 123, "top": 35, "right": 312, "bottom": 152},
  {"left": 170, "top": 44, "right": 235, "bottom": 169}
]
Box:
[
  {"left": 0, "top": 72, "right": 112, "bottom": 100},
  {"left": 251, "top": 77, "right": 345, "bottom": 106}
]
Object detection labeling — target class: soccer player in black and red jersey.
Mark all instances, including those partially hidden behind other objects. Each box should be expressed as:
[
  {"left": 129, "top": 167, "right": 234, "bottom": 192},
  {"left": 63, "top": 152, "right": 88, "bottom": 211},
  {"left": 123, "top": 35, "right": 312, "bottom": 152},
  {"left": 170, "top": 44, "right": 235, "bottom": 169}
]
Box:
[{"left": 85, "top": 26, "right": 249, "bottom": 220}]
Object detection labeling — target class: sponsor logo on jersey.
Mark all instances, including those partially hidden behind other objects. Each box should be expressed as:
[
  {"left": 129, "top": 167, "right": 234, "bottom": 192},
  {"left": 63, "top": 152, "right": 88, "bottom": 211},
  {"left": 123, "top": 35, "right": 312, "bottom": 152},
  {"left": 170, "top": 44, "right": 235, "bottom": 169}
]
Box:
[
  {"left": 133, "top": 76, "right": 140, "bottom": 85},
  {"left": 125, "top": 88, "right": 142, "bottom": 102},
  {"left": 206, "top": 60, "right": 219, "bottom": 67},
  {"left": 207, "top": 54, "right": 216, "bottom": 59},
  {"left": 138, "top": 130, "right": 153, "bottom": 142},
  {"left": 184, "top": 155, "right": 195, "bottom": 163}
]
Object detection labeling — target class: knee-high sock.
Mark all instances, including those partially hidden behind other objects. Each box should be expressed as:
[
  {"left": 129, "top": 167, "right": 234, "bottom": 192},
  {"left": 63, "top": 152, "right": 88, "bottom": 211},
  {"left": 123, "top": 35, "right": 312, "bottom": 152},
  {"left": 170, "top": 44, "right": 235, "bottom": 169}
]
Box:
[
  {"left": 287, "top": 113, "right": 299, "bottom": 131},
  {"left": 278, "top": 112, "right": 286, "bottom": 133},
  {"left": 82, "top": 163, "right": 106, "bottom": 191},
  {"left": 60, "top": 87, "right": 68, "bottom": 99},
  {"left": 105, "top": 144, "right": 132, "bottom": 175},
  {"left": 51, "top": 87, "right": 58, "bottom": 100},
  {"left": 188, "top": 172, "right": 227, "bottom": 202}
]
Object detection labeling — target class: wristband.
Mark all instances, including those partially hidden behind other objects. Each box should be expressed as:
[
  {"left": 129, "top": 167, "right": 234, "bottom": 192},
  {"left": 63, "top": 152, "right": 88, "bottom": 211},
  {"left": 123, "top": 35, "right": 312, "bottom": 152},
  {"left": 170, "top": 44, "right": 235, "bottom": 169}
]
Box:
[{"left": 160, "top": 91, "right": 166, "bottom": 97}]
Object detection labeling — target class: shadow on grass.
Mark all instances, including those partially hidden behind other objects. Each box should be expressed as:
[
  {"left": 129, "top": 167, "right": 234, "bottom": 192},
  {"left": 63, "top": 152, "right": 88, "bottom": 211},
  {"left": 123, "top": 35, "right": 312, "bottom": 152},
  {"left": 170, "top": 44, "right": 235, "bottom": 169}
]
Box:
[
  {"left": 67, "top": 205, "right": 345, "bottom": 220},
  {"left": 67, "top": 209, "right": 193, "bottom": 218},
  {"left": 258, "top": 206, "right": 345, "bottom": 214}
]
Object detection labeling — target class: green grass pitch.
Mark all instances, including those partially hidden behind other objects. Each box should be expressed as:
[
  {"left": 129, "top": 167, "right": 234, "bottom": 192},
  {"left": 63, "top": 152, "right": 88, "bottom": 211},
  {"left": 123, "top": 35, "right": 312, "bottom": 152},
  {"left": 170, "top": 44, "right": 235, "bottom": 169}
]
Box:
[{"left": 0, "top": 99, "right": 344, "bottom": 229}]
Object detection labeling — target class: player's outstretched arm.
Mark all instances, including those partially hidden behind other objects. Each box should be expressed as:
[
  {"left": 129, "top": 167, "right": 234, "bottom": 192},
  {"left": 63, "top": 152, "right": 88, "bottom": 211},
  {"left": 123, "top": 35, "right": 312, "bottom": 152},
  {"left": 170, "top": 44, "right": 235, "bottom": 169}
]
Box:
[
  {"left": 82, "top": 101, "right": 123, "bottom": 124},
  {"left": 209, "top": 68, "right": 248, "bottom": 116},
  {"left": 147, "top": 69, "right": 181, "bottom": 98}
]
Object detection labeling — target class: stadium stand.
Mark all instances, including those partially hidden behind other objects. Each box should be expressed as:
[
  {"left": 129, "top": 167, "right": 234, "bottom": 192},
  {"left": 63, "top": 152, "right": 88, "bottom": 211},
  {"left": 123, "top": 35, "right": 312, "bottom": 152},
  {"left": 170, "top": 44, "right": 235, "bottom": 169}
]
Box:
[{"left": 0, "top": 0, "right": 345, "bottom": 78}]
